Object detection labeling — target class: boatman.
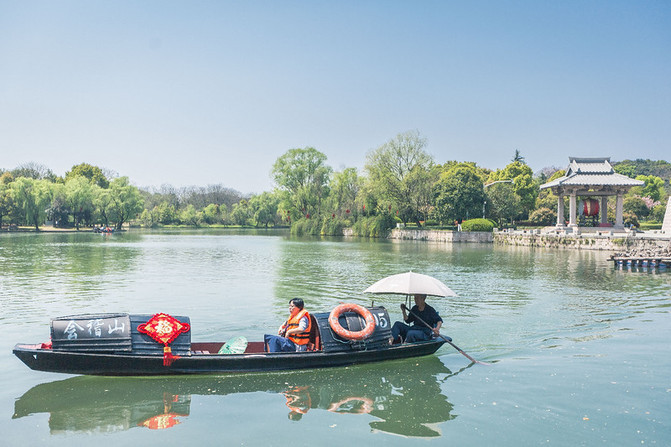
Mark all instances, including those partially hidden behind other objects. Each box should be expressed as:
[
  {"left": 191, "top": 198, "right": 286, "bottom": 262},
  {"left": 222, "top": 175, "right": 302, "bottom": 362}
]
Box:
[
  {"left": 390, "top": 294, "right": 443, "bottom": 343},
  {"left": 264, "top": 298, "right": 312, "bottom": 352}
]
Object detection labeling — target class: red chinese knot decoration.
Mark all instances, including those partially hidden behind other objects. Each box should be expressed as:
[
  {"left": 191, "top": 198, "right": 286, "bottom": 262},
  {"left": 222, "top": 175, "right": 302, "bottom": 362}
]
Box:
[
  {"left": 140, "top": 413, "right": 183, "bottom": 430},
  {"left": 138, "top": 313, "right": 190, "bottom": 366}
]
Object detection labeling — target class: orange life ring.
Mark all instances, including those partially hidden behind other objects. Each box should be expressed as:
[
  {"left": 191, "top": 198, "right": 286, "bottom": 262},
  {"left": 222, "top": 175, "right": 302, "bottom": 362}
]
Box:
[{"left": 328, "top": 303, "right": 376, "bottom": 340}]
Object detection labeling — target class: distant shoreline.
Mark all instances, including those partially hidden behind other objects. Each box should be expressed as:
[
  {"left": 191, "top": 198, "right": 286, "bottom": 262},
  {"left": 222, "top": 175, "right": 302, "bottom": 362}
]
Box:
[{"left": 4, "top": 226, "right": 670, "bottom": 255}]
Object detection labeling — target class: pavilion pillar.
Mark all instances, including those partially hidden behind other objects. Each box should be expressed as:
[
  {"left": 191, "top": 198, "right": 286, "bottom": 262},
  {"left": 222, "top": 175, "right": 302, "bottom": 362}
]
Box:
[
  {"left": 568, "top": 191, "right": 577, "bottom": 228},
  {"left": 556, "top": 193, "right": 565, "bottom": 227},
  {"left": 600, "top": 196, "right": 608, "bottom": 225},
  {"left": 615, "top": 192, "right": 624, "bottom": 229}
]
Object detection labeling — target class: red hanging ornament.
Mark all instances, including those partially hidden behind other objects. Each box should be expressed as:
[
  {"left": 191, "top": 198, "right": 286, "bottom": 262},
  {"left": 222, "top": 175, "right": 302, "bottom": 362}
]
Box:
[
  {"left": 345, "top": 209, "right": 350, "bottom": 214},
  {"left": 140, "top": 413, "right": 183, "bottom": 430},
  {"left": 332, "top": 213, "right": 335, "bottom": 218},
  {"left": 138, "top": 313, "right": 190, "bottom": 366}
]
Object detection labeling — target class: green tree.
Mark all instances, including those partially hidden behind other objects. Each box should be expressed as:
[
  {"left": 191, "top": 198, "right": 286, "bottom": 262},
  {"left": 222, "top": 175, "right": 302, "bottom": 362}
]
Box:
[
  {"left": 613, "top": 161, "right": 638, "bottom": 178},
  {"left": 107, "top": 177, "right": 144, "bottom": 230},
  {"left": 635, "top": 175, "right": 665, "bottom": 202},
  {"left": 613, "top": 159, "right": 671, "bottom": 181},
  {"left": 47, "top": 182, "right": 68, "bottom": 226},
  {"left": 201, "top": 203, "right": 223, "bottom": 225},
  {"left": 0, "top": 178, "right": 17, "bottom": 226},
  {"left": 65, "top": 176, "right": 98, "bottom": 229},
  {"left": 326, "top": 168, "right": 361, "bottom": 219},
  {"left": 94, "top": 188, "right": 113, "bottom": 227},
  {"left": 529, "top": 207, "right": 557, "bottom": 226},
  {"left": 249, "top": 192, "right": 280, "bottom": 228},
  {"left": 433, "top": 163, "right": 485, "bottom": 224},
  {"left": 651, "top": 203, "right": 666, "bottom": 223},
  {"left": 406, "top": 164, "right": 439, "bottom": 224},
  {"left": 364, "top": 130, "right": 434, "bottom": 225},
  {"left": 231, "top": 199, "right": 252, "bottom": 226},
  {"left": 156, "top": 202, "right": 178, "bottom": 225},
  {"left": 12, "top": 162, "right": 58, "bottom": 182},
  {"left": 139, "top": 207, "right": 160, "bottom": 228},
  {"left": 66, "top": 163, "right": 109, "bottom": 188},
  {"left": 11, "top": 178, "right": 53, "bottom": 230},
  {"left": 488, "top": 161, "right": 537, "bottom": 217},
  {"left": 272, "top": 147, "right": 332, "bottom": 220},
  {"left": 623, "top": 196, "right": 649, "bottom": 219},
  {"left": 485, "top": 182, "right": 522, "bottom": 226},
  {"left": 179, "top": 204, "right": 200, "bottom": 226}
]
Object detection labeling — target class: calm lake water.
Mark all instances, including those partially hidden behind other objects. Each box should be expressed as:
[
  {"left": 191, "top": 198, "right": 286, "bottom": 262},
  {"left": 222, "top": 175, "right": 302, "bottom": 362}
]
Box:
[{"left": 1, "top": 230, "right": 669, "bottom": 445}]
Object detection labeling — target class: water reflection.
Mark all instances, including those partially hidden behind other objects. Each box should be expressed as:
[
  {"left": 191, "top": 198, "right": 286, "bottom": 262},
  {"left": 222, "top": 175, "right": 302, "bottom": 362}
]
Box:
[
  {"left": 13, "top": 357, "right": 459, "bottom": 438},
  {"left": 0, "top": 233, "right": 141, "bottom": 306}
]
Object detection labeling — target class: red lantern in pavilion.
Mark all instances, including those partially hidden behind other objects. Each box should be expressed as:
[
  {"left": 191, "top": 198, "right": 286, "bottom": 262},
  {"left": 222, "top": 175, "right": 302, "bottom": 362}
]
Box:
[{"left": 581, "top": 199, "right": 600, "bottom": 216}]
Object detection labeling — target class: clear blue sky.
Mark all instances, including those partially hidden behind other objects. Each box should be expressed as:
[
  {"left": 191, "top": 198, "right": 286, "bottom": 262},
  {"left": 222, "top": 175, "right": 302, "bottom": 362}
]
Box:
[{"left": 1, "top": 1, "right": 669, "bottom": 194}]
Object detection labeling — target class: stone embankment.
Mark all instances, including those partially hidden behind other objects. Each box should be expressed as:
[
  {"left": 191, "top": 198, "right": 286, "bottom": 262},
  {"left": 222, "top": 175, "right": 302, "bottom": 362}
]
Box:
[
  {"left": 389, "top": 228, "right": 493, "bottom": 243},
  {"left": 611, "top": 245, "right": 671, "bottom": 259},
  {"left": 493, "top": 230, "right": 671, "bottom": 253},
  {"left": 353, "top": 227, "right": 671, "bottom": 255},
  {"left": 343, "top": 227, "right": 671, "bottom": 256}
]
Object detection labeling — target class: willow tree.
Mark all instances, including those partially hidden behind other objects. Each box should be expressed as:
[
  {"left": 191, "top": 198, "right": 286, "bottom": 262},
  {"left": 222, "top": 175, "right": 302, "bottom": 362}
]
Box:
[
  {"left": 364, "top": 130, "right": 434, "bottom": 225},
  {"left": 65, "top": 176, "right": 98, "bottom": 229},
  {"left": 271, "top": 147, "right": 332, "bottom": 220},
  {"left": 107, "top": 177, "right": 144, "bottom": 230},
  {"left": 11, "top": 177, "right": 53, "bottom": 230},
  {"left": 326, "top": 167, "right": 361, "bottom": 219}
]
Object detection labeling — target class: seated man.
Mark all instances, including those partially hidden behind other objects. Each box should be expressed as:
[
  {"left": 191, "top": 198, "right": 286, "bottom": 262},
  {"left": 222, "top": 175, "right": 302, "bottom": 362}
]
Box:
[
  {"left": 391, "top": 294, "right": 443, "bottom": 343},
  {"left": 264, "top": 298, "right": 311, "bottom": 352}
]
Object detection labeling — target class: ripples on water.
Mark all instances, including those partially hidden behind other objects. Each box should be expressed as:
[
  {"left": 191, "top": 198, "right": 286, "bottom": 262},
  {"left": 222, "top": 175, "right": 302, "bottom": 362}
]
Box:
[
  {"left": 2, "top": 232, "right": 669, "bottom": 348},
  {"left": 2, "top": 231, "right": 670, "bottom": 445}
]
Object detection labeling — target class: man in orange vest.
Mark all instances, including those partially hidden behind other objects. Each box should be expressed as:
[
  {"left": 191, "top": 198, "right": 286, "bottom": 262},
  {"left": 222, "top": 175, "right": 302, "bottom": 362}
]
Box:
[{"left": 264, "top": 298, "right": 312, "bottom": 352}]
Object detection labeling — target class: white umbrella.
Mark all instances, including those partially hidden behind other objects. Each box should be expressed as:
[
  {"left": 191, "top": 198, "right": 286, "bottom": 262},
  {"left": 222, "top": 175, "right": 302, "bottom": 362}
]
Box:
[{"left": 363, "top": 271, "right": 457, "bottom": 297}]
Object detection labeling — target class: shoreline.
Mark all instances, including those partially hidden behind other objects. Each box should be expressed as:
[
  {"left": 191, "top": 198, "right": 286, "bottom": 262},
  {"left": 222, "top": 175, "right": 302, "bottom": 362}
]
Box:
[
  {"left": 383, "top": 227, "right": 671, "bottom": 254},
  {"left": 5, "top": 225, "right": 671, "bottom": 255}
]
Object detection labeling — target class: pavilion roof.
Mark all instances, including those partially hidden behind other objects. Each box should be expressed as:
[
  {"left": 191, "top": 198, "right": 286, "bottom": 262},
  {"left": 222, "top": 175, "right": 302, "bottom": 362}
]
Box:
[{"left": 540, "top": 157, "right": 644, "bottom": 190}]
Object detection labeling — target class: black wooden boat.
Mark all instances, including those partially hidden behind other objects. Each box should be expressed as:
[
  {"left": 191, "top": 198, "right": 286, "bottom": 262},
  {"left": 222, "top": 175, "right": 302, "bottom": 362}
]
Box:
[{"left": 13, "top": 306, "right": 446, "bottom": 376}]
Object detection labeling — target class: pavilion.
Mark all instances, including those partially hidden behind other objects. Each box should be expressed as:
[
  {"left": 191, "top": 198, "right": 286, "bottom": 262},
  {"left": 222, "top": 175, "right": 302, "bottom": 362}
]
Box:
[{"left": 539, "top": 157, "right": 644, "bottom": 231}]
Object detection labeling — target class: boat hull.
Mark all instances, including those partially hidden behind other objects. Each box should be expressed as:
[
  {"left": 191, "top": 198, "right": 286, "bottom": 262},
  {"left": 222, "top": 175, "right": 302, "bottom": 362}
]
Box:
[{"left": 13, "top": 340, "right": 446, "bottom": 376}]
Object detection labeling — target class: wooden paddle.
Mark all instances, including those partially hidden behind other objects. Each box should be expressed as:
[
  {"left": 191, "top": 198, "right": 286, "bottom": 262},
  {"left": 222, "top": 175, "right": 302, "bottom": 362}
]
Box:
[{"left": 401, "top": 304, "right": 491, "bottom": 365}]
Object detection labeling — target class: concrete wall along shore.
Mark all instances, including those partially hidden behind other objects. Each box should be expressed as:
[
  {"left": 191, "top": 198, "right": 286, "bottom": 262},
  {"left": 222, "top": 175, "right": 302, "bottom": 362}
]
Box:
[
  {"left": 362, "top": 228, "right": 671, "bottom": 253},
  {"left": 389, "top": 228, "right": 493, "bottom": 243},
  {"left": 493, "top": 230, "right": 671, "bottom": 252}
]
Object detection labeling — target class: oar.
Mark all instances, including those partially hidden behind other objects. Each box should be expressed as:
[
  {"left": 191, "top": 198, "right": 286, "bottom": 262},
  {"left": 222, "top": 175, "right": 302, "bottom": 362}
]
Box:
[{"left": 401, "top": 304, "right": 490, "bottom": 366}]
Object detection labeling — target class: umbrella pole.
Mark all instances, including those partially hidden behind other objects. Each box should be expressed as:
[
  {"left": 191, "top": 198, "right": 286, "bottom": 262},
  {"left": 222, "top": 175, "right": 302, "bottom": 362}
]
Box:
[{"left": 401, "top": 304, "right": 490, "bottom": 366}]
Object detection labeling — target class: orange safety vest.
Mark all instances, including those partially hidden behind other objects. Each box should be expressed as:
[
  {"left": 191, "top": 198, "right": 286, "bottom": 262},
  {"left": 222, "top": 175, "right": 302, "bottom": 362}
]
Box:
[{"left": 284, "top": 309, "right": 311, "bottom": 346}]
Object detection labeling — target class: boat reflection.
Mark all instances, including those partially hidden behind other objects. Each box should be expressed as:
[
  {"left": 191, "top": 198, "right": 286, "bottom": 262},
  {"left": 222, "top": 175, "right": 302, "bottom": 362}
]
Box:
[{"left": 13, "top": 356, "right": 463, "bottom": 438}]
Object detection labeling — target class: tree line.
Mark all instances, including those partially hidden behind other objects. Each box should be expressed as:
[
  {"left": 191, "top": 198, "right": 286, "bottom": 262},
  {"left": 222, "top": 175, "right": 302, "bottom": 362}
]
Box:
[{"left": 1, "top": 131, "right": 669, "bottom": 233}]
